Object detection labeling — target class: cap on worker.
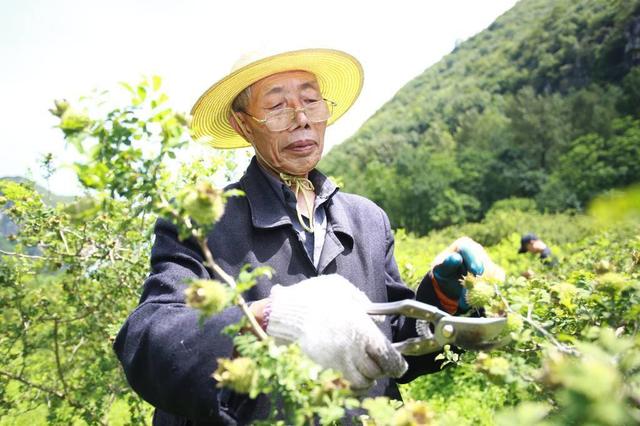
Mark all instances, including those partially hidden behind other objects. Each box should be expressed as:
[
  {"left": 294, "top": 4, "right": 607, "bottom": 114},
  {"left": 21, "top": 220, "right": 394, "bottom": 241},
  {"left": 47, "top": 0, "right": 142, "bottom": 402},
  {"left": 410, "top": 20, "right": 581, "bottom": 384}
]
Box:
[
  {"left": 190, "top": 48, "right": 364, "bottom": 149},
  {"left": 518, "top": 233, "right": 539, "bottom": 254}
]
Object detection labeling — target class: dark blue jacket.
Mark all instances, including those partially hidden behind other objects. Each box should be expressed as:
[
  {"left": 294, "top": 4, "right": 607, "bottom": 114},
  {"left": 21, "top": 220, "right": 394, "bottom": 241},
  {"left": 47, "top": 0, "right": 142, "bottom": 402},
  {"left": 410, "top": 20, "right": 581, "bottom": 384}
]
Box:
[{"left": 114, "top": 158, "right": 444, "bottom": 425}]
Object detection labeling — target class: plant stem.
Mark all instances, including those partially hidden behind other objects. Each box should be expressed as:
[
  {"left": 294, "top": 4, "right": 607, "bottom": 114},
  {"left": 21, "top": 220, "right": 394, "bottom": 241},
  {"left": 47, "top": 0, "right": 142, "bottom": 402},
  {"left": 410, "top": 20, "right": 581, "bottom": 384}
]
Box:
[
  {"left": 0, "top": 249, "right": 46, "bottom": 259},
  {"left": 53, "top": 320, "right": 70, "bottom": 396},
  {"left": 59, "top": 229, "right": 70, "bottom": 254},
  {"left": 0, "top": 370, "right": 82, "bottom": 410},
  {"left": 496, "top": 285, "right": 580, "bottom": 356},
  {"left": 161, "top": 193, "right": 269, "bottom": 341},
  {"left": 199, "top": 238, "right": 268, "bottom": 341}
]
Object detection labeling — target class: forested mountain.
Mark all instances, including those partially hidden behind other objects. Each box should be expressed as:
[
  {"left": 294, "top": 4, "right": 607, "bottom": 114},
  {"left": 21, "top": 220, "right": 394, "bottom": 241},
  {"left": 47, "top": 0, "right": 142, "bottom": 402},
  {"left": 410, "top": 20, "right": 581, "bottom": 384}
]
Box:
[{"left": 321, "top": 0, "right": 640, "bottom": 235}]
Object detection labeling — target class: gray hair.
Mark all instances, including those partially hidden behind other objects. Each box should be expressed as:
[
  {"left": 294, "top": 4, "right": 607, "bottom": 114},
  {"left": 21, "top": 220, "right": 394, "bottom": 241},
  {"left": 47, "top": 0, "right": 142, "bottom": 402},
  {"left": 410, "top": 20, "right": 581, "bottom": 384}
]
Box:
[{"left": 231, "top": 86, "right": 252, "bottom": 112}]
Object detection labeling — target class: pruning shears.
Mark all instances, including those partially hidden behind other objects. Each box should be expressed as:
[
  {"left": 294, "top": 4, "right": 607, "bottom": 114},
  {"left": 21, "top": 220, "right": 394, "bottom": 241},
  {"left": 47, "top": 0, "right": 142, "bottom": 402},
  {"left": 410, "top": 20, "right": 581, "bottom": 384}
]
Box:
[{"left": 367, "top": 299, "right": 508, "bottom": 356}]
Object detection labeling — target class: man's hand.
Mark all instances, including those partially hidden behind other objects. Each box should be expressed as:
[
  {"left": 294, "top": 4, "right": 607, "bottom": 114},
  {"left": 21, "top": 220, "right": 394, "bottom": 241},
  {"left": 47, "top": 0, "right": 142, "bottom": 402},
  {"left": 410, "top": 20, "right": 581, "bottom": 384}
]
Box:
[
  {"left": 264, "top": 274, "right": 408, "bottom": 391},
  {"left": 428, "top": 237, "right": 505, "bottom": 314}
]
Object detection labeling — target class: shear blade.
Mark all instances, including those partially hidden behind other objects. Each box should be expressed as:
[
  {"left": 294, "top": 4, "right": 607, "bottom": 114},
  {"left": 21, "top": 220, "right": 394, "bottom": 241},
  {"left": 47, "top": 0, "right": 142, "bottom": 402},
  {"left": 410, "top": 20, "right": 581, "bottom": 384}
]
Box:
[
  {"left": 393, "top": 336, "right": 442, "bottom": 356},
  {"left": 435, "top": 316, "right": 507, "bottom": 350}
]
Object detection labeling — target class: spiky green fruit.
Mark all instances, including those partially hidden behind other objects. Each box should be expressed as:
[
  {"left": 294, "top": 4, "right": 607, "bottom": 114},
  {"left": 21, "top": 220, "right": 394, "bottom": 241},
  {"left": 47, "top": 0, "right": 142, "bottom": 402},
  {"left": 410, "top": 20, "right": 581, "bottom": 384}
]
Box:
[
  {"left": 184, "top": 279, "right": 232, "bottom": 316},
  {"left": 179, "top": 181, "right": 225, "bottom": 225},
  {"left": 465, "top": 280, "right": 495, "bottom": 308},
  {"left": 59, "top": 108, "right": 91, "bottom": 135},
  {"left": 213, "top": 357, "right": 256, "bottom": 394},
  {"left": 506, "top": 312, "right": 524, "bottom": 333},
  {"left": 392, "top": 400, "right": 435, "bottom": 426},
  {"left": 475, "top": 352, "right": 510, "bottom": 378}
]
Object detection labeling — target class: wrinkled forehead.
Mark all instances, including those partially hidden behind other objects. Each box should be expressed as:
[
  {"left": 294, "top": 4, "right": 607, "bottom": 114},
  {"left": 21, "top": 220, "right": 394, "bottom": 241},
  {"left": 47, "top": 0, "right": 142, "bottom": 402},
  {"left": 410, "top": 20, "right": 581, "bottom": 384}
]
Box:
[{"left": 250, "top": 70, "right": 321, "bottom": 99}]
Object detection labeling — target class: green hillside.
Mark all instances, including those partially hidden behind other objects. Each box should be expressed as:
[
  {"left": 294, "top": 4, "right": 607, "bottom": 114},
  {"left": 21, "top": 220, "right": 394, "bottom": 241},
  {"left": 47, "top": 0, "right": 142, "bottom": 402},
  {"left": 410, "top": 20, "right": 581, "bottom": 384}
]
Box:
[
  {"left": 321, "top": 0, "right": 640, "bottom": 235},
  {"left": 0, "top": 177, "right": 74, "bottom": 250},
  {"left": 0, "top": 177, "right": 75, "bottom": 207}
]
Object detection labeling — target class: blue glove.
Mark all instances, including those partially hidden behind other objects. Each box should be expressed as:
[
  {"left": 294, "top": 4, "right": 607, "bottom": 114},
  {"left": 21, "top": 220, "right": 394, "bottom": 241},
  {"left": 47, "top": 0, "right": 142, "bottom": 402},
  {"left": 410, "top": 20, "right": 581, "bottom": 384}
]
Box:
[
  {"left": 425, "top": 236, "right": 496, "bottom": 314},
  {"left": 432, "top": 243, "right": 484, "bottom": 312}
]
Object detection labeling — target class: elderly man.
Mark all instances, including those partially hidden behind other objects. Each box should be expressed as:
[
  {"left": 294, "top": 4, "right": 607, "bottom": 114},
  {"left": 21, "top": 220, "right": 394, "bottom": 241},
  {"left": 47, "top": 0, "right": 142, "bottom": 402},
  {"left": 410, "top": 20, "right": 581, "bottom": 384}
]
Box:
[{"left": 114, "top": 48, "right": 496, "bottom": 425}]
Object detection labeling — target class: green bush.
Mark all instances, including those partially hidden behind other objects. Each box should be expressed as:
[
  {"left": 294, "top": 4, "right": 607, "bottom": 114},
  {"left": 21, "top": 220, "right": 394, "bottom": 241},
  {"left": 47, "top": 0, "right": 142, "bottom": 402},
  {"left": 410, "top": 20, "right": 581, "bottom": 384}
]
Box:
[{"left": 395, "top": 199, "right": 640, "bottom": 425}]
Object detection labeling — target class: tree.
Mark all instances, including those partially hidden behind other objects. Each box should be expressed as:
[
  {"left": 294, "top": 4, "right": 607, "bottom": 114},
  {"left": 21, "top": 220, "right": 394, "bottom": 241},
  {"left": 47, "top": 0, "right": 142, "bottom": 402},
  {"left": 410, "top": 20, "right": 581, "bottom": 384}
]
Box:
[
  {"left": 0, "top": 77, "right": 188, "bottom": 424},
  {"left": 537, "top": 117, "right": 640, "bottom": 211}
]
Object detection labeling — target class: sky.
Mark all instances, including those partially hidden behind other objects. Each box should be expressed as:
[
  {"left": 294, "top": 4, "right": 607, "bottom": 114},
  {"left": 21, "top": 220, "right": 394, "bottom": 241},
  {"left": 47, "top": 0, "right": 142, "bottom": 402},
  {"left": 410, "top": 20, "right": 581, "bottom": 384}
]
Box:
[{"left": 0, "top": 0, "right": 518, "bottom": 195}]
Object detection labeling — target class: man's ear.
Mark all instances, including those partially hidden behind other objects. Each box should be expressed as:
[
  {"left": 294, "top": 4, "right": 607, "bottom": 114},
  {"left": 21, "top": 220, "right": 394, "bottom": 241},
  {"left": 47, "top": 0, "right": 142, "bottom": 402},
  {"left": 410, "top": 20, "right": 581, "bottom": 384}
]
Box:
[{"left": 229, "top": 111, "right": 253, "bottom": 143}]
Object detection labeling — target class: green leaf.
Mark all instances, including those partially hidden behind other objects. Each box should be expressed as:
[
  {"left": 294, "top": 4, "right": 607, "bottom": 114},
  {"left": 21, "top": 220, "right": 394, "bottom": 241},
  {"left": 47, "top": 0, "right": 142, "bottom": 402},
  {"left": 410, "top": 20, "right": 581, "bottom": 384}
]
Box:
[
  {"left": 152, "top": 75, "right": 162, "bottom": 91},
  {"left": 119, "top": 81, "right": 135, "bottom": 94}
]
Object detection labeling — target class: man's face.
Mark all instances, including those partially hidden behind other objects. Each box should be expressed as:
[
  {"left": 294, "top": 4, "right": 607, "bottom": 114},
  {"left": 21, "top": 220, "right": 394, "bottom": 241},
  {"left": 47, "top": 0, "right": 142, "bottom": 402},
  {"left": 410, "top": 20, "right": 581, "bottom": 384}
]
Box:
[
  {"left": 526, "top": 239, "right": 546, "bottom": 254},
  {"left": 240, "top": 70, "right": 326, "bottom": 176}
]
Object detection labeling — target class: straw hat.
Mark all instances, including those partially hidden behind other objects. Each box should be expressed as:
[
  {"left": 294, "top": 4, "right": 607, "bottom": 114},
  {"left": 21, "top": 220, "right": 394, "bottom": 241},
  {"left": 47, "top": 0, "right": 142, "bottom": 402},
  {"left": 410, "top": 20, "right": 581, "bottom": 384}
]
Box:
[{"left": 190, "top": 48, "right": 364, "bottom": 149}]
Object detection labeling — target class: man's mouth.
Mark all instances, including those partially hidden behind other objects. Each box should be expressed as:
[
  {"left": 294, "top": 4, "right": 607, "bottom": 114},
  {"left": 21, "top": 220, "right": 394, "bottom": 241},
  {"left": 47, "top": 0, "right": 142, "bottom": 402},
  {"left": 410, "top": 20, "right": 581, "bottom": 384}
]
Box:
[{"left": 286, "top": 140, "right": 317, "bottom": 152}]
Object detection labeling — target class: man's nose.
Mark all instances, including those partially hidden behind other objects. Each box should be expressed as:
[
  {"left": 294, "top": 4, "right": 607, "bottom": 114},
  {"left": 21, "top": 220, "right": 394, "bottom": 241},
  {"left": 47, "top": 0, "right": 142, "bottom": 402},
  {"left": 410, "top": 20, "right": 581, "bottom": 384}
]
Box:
[{"left": 289, "top": 103, "right": 311, "bottom": 129}]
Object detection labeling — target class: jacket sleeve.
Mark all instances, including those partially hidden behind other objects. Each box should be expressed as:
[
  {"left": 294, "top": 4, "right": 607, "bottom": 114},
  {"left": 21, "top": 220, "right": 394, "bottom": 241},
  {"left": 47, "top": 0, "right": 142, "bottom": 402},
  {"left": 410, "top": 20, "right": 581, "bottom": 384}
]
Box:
[
  {"left": 380, "top": 210, "right": 447, "bottom": 383},
  {"left": 113, "top": 218, "right": 243, "bottom": 422}
]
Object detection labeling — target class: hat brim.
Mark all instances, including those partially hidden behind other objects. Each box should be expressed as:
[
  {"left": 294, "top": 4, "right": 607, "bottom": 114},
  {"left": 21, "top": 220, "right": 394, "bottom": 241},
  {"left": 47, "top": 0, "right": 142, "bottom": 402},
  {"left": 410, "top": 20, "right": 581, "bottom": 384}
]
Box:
[{"left": 190, "top": 48, "right": 364, "bottom": 149}]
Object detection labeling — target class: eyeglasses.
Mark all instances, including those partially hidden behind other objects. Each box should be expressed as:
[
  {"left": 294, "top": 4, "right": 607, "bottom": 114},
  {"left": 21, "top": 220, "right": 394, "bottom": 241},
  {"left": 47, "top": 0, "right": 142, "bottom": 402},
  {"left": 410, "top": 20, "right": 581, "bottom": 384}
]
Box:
[{"left": 243, "top": 99, "right": 336, "bottom": 132}]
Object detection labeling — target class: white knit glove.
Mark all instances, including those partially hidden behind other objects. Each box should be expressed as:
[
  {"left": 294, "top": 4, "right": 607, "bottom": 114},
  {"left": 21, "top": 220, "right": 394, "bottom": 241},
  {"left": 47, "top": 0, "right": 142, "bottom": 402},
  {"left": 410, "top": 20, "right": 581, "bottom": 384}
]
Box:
[{"left": 266, "top": 274, "right": 408, "bottom": 391}]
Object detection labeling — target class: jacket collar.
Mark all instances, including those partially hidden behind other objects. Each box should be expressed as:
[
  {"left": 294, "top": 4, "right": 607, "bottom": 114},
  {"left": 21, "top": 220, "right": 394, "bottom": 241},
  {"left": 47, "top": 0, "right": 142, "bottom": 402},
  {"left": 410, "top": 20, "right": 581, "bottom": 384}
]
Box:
[{"left": 239, "top": 157, "right": 353, "bottom": 240}]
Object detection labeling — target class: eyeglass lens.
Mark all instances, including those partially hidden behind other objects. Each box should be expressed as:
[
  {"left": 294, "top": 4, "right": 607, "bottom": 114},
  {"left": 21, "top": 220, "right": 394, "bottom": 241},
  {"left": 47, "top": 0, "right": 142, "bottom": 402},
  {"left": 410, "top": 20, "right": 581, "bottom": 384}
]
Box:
[{"left": 265, "top": 100, "right": 332, "bottom": 131}]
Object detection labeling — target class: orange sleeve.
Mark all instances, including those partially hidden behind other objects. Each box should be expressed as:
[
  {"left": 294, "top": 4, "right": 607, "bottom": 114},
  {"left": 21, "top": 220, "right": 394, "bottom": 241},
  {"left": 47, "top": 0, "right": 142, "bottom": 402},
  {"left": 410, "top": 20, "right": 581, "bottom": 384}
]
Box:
[{"left": 430, "top": 273, "right": 458, "bottom": 315}]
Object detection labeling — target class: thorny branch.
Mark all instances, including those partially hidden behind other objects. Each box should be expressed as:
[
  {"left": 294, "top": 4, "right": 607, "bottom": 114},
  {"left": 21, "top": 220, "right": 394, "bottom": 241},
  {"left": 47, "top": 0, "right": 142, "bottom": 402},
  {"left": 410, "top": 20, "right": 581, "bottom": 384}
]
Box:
[
  {"left": 157, "top": 194, "right": 268, "bottom": 341},
  {"left": 0, "top": 370, "right": 83, "bottom": 411},
  {"left": 198, "top": 238, "right": 268, "bottom": 341},
  {"left": 0, "top": 249, "right": 46, "bottom": 259},
  {"left": 58, "top": 229, "right": 70, "bottom": 254},
  {"left": 53, "top": 319, "right": 70, "bottom": 396},
  {"left": 495, "top": 285, "right": 580, "bottom": 356}
]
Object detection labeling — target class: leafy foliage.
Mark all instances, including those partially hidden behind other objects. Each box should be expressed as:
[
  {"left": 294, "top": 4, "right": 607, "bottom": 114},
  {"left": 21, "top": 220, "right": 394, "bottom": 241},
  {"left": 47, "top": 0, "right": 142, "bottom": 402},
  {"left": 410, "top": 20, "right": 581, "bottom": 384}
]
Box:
[
  {"left": 396, "top": 195, "right": 640, "bottom": 425},
  {"left": 0, "top": 76, "right": 196, "bottom": 425}
]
